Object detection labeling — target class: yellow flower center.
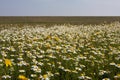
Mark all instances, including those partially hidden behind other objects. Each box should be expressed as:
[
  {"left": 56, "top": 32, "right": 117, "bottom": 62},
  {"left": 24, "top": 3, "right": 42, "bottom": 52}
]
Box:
[{"left": 43, "top": 74, "right": 48, "bottom": 79}]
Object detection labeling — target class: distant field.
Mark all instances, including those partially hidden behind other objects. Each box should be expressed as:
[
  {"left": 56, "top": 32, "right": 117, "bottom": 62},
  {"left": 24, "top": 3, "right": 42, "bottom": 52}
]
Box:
[{"left": 0, "top": 16, "right": 120, "bottom": 25}]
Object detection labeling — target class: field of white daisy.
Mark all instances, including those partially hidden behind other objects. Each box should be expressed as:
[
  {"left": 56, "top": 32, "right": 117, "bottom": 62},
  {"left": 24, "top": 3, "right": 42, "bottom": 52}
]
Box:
[{"left": 0, "top": 22, "right": 120, "bottom": 80}]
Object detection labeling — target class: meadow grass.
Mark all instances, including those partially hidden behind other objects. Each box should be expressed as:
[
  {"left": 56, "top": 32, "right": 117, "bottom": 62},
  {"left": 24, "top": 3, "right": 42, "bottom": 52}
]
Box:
[{"left": 0, "top": 22, "right": 120, "bottom": 80}]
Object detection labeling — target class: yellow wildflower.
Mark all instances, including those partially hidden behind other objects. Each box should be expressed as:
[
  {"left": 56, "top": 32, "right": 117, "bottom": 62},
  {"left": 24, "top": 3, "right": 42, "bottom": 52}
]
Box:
[
  {"left": 94, "top": 31, "right": 101, "bottom": 35},
  {"left": 18, "top": 75, "right": 28, "bottom": 80},
  {"left": 46, "top": 35, "right": 51, "bottom": 40},
  {"left": 43, "top": 74, "right": 48, "bottom": 79},
  {"left": 45, "top": 43, "right": 51, "bottom": 48},
  {"left": 4, "top": 59, "right": 12, "bottom": 67},
  {"left": 33, "top": 37, "right": 38, "bottom": 41},
  {"left": 116, "top": 73, "right": 120, "bottom": 77},
  {"left": 116, "top": 64, "right": 120, "bottom": 68},
  {"left": 54, "top": 36, "right": 60, "bottom": 42},
  {"left": 80, "top": 73, "right": 85, "bottom": 76},
  {"left": 114, "top": 73, "right": 120, "bottom": 79}
]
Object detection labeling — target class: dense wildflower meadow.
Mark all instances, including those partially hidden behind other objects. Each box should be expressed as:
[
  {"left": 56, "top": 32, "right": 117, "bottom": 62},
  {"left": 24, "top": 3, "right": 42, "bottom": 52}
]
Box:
[{"left": 0, "top": 22, "right": 120, "bottom": 80}]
